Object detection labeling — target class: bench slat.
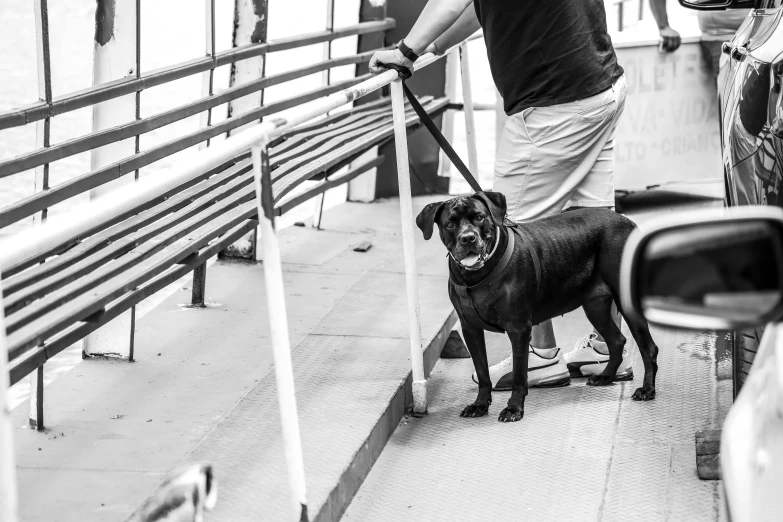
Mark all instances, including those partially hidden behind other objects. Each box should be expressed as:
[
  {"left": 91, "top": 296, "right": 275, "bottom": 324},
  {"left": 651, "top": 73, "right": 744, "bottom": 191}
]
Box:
[
  {"left": 4, "top": 169, "right": 254, "bottom": 315},
  {"left": 7, "top": 219, "right": 257, "bottom": 385},
  {"left": 3, "top": 158, "right": 252, "bottom": 285},
  {"left": 6, "top": 185, "right": 256, "bottom": 336},
  {"left": 8, "top": 201, "right": 257, "bottom": 360}
]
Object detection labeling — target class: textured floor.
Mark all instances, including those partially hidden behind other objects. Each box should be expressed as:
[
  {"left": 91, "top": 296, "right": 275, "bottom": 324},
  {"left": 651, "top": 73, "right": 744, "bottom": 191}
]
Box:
[{"left": 343, "top": 310, "right": 729, "bottom": 522}]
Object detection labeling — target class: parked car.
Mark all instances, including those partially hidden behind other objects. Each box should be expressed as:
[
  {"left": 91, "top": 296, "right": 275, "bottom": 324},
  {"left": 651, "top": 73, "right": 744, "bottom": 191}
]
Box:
[
  {"left": 679, "top": 0, "right": 783, "bottom": 392},
  {"left": 620, "top": 205, "right": 783, "bottom": 522}
]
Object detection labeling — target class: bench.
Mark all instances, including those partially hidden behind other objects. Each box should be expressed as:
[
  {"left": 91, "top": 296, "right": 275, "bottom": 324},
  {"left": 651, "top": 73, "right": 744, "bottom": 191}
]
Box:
[{"left": 0, "top": 17, "right": 449, "bottom": 429}]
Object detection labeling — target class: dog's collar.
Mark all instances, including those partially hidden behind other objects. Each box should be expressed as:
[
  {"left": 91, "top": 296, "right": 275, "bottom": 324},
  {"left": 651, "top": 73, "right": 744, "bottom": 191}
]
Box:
[{"left": 448, "top": 226, "right": 501, "bottom": 270}]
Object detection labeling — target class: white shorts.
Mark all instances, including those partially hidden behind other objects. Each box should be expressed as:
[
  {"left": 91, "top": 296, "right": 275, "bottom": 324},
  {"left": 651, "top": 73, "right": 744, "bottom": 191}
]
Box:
[{"left": 492, "top": 74, "right": 627, "bottom": 222}]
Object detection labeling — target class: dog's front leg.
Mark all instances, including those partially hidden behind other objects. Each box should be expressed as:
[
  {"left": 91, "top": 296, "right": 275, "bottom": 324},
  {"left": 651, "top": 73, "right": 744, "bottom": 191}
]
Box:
[
  {"left": 460, "top": 324, "right": 491, "bottom": 418},
  {"left": 498, "top": 328, "right": 531, "bottom": 423}
]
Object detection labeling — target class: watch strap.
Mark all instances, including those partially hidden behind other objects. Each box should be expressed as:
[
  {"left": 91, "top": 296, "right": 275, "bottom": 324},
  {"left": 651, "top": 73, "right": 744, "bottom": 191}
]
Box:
[{"left": 397, "top": 40, "right": 419, "bottom": 62}]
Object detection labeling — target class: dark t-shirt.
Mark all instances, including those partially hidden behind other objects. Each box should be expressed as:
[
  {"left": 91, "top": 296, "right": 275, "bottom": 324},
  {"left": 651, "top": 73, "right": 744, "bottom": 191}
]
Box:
[{"left": 474, "top": 0, "right": 624, "bottom": 115}]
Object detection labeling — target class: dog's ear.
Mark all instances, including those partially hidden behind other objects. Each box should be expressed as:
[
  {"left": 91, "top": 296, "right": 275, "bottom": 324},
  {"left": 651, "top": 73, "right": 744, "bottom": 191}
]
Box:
[
  {"left": 415, "top": 201, "right": 446, "bottom": 240},
  {"left": 473, "top": 191, "right": 507, "bottom": 226}
]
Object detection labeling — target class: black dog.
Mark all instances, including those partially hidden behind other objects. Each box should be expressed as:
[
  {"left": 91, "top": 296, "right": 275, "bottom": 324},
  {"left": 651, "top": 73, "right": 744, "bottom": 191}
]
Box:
[{"left": 416, "top": 191, "right": 659, "bottom": 423}]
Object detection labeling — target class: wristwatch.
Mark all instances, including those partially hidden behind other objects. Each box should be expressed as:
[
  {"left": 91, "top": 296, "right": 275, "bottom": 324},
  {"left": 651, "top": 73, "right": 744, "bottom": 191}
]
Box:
[{"left": 396, "top": 40, "right": 419, "bottom": 62}]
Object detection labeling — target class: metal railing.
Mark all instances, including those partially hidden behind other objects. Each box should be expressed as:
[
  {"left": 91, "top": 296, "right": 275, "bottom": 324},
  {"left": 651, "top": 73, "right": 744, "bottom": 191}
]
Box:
[{"left": 0, "top": 31, "right": 481, "bottom": 520}]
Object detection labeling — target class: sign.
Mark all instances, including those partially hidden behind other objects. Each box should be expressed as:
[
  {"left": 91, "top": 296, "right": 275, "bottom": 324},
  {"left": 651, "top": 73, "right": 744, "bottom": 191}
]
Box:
[{"left": 614, "top": 40, "right": 722, "bottom": 190}]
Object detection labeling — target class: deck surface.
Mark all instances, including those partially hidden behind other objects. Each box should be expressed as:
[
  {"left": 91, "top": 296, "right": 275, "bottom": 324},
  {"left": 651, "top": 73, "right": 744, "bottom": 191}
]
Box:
[{"left": 342, "top": 197, "right": 731, "bottom": 522}]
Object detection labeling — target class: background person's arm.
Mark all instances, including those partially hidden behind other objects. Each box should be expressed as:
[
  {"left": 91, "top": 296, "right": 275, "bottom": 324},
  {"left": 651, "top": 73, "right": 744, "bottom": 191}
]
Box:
[
  {"left": 369, "top": 0, "right": 474, "bottom": 74},
  {"left": 425, "top": 3, "right": 481, "bottom": 55},
  {"left": 649, "top": 0, "right": 682, "bottom": 52}
]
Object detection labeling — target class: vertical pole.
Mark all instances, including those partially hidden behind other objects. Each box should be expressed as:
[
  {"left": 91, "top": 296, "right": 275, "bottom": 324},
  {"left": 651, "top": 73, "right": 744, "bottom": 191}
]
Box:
[
  {"left": 0, "top": 268, "right": 19, "bottom": 522},
  {"left": 226, "top": 0, "right": 268, "bottom": 262},
  {"left": 84, "top": 0, "right": 139, "bottom": 358},
  {"left": 390, "top": 79, "right": 427, "bottom": 414},
  {"left": 459, "top": 43, "right": 479, "bottom": 180},
  {"left": 227, "top": 0, "right": 268, "bottom": 136},
  {"left": 618, "top": 3, "right": 624, "bottom": 32},
  {"left": 29, "top": 0, "right": 52, "bottom": 432},
  {"left": 192, "top": 0, "right": 216, "bottom": 306},
  {"left": 251, "top": 143, "right": 309, "bottom": 521},
  {"left": 438, "top": 50, "right": 459, "bottom": 179},
  {"left": 312, "top": 0, "right": 335, "bottom": 230}
]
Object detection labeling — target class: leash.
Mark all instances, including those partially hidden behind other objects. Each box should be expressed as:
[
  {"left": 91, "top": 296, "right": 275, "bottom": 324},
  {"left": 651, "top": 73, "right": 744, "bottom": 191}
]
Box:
[{"left": 380, "top": 63, "right": 483, "bottom": 193}]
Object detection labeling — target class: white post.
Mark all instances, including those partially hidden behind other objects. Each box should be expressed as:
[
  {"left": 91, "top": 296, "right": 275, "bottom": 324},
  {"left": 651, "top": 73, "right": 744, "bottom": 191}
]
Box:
[
  {"left": 390, "top": 79, "right": 427, "bottom": 414},
  {"left": 459, "top": 43, "right": 479, "bottom": 179},
  {"left": 83, "top": 0, "right": 139, "bottom": 358},
  {"left": 0, "top": 267, "right": 20, "bottom": 522},
  {"left": 251, "top": 144, "right": 308, "bottom": 520},
  {"left": 439, "top": 49, "right": 459, "bottom": 178},
  {"left": 227, "top": 0, "right": 268, "bottom": 136}
]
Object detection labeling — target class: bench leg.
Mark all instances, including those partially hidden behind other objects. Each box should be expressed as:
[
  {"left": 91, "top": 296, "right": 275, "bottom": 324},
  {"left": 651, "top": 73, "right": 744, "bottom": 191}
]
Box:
[
  {"left": 252, "top": 143, "right": 308, "bottom": 519},
  {"left": 191, "top": 263, "right": 207, "bottom": 307},
  {"left": 390, "top": 78, "right": 427, "bottom": 415},
  {"left": 312, "top": 192, "right": 325, "bottom": 229},
  {"left": 27, "top": 365, "right": 44, "bottom": 431}
]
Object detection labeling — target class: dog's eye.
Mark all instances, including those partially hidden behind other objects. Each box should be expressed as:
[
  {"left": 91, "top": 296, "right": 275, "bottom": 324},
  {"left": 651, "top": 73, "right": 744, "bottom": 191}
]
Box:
[
  {"left": 476, "top": 214, "right": 485, "bottom": 222},
  {"left": 445, "top": 221, "right": 456, "bottom": 230}
]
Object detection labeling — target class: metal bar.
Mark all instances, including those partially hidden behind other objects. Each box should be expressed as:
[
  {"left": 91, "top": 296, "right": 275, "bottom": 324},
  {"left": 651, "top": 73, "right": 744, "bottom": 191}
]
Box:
[
  {"left": 0, "top": 19, "right": 396, "bottom": 131},
  {"left": 312, "top": 0, "right": 337, "bottom": 230},
  {"left": 252, "top": 142, "right": 308, "bottom": 520},
  {"left": 0, "top": 266, "right": 20, "bottom": 522},
  {"left": 0, "top": 49, "right": 450, "bottom": 276},
  {"left": 8, "top": 220, "right": 257, "bottom": 386},
  {"left": 0, "top": 74, "right": 371, "bottom": 229},
  {"left": 390, "top": 79, "right": 426, "bottom": 414},
  {"left": 30, "top": 0, "right": 53, "bottom": 432},
  {"left": 192, "top": 0, "right": 216, "bottom": 306},
  {"left": 0, "top": 51, "right": 379, "bottom": 180},
  {"left": 459, "top": 43, "right": 479, "bottom": 180}
]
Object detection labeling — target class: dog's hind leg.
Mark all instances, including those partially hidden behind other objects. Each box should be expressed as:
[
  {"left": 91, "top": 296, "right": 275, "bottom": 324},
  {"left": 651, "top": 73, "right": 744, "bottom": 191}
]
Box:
[
  {"left": 582, "top": 289, "right": 627, "bottom": 387},
  {"left": 621, "top": 313, "right": 659, "bottom": 401},
  {"left": 460, "top": 323, "right": 492, "bottom": 418}
]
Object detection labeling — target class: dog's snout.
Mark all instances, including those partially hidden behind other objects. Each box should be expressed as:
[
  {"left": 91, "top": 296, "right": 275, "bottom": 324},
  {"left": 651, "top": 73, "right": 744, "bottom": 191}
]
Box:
[{"left": 459, "top": 232, "right": 477, "bottom": 245}]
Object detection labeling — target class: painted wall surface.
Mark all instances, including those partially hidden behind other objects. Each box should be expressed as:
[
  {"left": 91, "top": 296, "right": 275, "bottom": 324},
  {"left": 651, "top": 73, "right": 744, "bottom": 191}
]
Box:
[{"left": 613, "top": 41, "right": 722, "bottom": 190}]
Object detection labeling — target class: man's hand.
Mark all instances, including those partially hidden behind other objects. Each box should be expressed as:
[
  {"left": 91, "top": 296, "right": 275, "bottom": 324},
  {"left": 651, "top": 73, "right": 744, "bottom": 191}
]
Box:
[
  {"left": 369, "top": 48, "right": 414, "bottom": 75},
  {"left": 659, "top": 26, "right": 681, "bottom": 53}
]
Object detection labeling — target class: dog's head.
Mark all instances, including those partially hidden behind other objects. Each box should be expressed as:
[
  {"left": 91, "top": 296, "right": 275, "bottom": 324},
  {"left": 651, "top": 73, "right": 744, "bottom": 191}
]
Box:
[{"left": 415, "top": 191, "right": 508, "bottom": 271}]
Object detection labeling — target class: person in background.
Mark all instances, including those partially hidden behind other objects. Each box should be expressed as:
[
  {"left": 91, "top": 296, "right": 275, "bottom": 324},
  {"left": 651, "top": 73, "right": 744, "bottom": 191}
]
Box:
[
  {"left": 650, "top": 0, "right": 750, "bottom": 80},
  {"left": 368, "top": 0, "right": 632, "bottom": 391}
]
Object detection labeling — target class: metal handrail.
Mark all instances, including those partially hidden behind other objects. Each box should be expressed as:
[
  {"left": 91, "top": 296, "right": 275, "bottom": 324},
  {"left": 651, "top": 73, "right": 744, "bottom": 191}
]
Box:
[
  {"left": 0, "top": 34, "right": 481, "bottom": 520},
  {"left": 0, "top": 19, "right": 395, "bottom": 131}
]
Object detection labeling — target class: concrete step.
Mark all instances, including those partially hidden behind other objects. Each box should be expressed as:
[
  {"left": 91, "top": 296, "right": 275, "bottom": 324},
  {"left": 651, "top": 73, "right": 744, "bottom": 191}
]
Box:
[{"left": 10, "top": 196, "right": 456, "bottom": 521}]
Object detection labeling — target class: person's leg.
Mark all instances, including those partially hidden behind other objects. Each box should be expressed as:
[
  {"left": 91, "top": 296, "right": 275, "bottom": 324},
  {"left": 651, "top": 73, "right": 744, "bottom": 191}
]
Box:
[{"left": 476, "top": 77, "right": 627, "bottom": 388}]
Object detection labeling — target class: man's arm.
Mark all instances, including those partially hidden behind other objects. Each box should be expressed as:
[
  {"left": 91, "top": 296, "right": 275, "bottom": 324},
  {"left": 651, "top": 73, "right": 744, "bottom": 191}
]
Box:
[
  {"left": 369, "top": 0, "right": 474, "bottom": 75},
  {"left": 425, "top": 4, "right": 481, "bottom": 55},
  {"left": 649, "top": 0, "right": 682, "bottom": 53}
]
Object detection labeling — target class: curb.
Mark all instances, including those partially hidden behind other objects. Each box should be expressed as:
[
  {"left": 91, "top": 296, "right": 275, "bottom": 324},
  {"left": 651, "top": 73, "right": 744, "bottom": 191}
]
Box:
[{"left": 313, "top": 309, "right": 458, "bottom": 522}]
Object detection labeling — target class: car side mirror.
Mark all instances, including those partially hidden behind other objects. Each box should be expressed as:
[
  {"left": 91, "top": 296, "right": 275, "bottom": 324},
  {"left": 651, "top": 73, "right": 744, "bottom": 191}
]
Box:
[
  {"left": 620, "top": 207, "right": 783, "bottom": 331},
  {"left": 678, "top": 0, "right": 754, "bottom": 10}
]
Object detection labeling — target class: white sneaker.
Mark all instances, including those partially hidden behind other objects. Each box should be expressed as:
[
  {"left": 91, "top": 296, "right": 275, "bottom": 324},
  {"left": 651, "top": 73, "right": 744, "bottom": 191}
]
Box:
[
  {"left": 471, "top": 347, "right": 571, "bottom": 391},
  {"left": 564, "top": 333, "right": 633, "bottom": 380}
]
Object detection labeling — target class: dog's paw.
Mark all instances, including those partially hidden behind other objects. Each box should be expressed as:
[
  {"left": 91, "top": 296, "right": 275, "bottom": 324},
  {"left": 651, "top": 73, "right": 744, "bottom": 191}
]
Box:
[
  {"left": 632, "top": 387, "right": 656, "bottom": 401},
  {"left": 497, "top": 407, "right": 523, "bottom": 423},
  {"left": 587, "top": 374, "right": 614, "bottom": 387},
  {"left": 460, "top": 402, "right": 489, "bottom": 418}
]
